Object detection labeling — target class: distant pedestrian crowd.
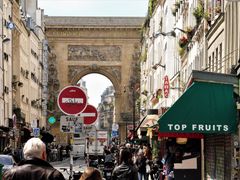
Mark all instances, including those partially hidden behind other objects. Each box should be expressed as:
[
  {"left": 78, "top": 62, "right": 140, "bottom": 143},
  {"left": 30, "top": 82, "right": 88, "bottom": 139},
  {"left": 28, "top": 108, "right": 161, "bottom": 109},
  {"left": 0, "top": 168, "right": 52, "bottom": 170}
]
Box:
[
  {"left": 101, "top": 142, "right": 169, "bottom": 180},
  {"left": 46, "top": 143, "right": 71, "bottom": 162}
]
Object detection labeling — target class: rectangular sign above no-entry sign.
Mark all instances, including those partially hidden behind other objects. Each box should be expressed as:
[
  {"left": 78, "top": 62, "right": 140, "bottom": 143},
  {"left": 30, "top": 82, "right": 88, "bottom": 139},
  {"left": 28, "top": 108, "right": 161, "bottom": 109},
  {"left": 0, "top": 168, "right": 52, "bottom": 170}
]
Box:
[{"left": 60, "top": 116, "right": 84, "bottom": 134}]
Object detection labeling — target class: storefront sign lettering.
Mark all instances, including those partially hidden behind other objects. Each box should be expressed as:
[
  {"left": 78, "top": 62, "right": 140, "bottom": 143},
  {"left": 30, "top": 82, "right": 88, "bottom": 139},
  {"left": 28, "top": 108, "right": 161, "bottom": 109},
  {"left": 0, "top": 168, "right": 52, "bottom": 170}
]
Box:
[{"left": 167, "top": 124, "right": 229, "bottom": 132}]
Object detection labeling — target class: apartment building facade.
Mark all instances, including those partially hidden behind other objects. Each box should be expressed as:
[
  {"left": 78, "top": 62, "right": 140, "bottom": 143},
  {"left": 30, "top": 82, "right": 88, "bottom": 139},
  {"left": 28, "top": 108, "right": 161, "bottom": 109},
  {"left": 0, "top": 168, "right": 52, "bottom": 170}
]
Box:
[
  {"left": 0, "top": 0, "right": 49, "bottom": 149},
  {"left": 140, "top": 0, "right": 240, "bottom": 179}
]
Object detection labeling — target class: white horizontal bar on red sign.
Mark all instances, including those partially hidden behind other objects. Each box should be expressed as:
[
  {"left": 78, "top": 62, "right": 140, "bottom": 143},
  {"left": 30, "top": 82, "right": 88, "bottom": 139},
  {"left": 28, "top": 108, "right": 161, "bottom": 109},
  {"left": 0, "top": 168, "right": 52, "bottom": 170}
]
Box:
[
  {"left": 80, "top": 113, "right": 96, "bottom": 117},
  {"left": 62, "top": 98, "right": 83, "bottom": 103}
]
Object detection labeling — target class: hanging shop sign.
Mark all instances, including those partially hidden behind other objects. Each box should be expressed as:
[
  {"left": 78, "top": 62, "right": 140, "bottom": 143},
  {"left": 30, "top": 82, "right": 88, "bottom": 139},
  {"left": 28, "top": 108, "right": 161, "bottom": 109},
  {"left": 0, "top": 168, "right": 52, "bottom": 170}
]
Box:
[{"left": 163, "top": 75, "right": 170, "bottom": 98}]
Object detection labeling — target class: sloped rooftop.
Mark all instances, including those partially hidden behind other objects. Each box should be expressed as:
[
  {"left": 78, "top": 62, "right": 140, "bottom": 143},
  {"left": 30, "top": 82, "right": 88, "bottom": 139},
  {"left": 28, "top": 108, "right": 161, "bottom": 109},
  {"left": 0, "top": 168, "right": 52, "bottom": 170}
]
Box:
[{"left": 44, "top": 16, "right": 145, "bottom": 28}]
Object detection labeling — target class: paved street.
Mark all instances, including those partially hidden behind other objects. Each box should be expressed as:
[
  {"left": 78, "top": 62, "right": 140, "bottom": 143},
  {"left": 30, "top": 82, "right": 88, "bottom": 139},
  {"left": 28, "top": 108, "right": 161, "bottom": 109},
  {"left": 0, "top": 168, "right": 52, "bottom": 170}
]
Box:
[{"left": 51, "top": 158, "right": 86, "bottom": 179}]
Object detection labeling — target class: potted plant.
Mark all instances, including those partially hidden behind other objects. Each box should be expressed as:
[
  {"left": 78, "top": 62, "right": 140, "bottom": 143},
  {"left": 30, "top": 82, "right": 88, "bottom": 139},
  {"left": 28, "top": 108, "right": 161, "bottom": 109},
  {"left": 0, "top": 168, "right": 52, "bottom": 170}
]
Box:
[
  {"left": 142, "top": 99, "right": 147, "bottom": 106},
  {"left": 140, "top": 48, "right": 147, "bottom": 62},
  {"left": 141, "top": 90, "right": 149, "bottom": 96},
  {"left": 171, "top": 5, "right": 177, "bottom": 16},
  {"left": 204, "top": 11, "right": 212, "bottom": 26},
  {"left": 156, "top": 89, "right": 162, "bottom": 99},
  {"left": 178, "top": 36, "right": 188, "bottom": 48},
  {"left": 175, "top": 1, "right": 180, "bottom": 8},
  {"left": 178, "top": 47, "right": 185, "bottom": 57},
  {"left": 215, "top": 6, "right": 221, "bottom": 14},
  {"left": 193, "top": 3, "right": 204, "bottom": 24},
  {"left": 185, "top": 26, "right": 195, "bottom": 39}
]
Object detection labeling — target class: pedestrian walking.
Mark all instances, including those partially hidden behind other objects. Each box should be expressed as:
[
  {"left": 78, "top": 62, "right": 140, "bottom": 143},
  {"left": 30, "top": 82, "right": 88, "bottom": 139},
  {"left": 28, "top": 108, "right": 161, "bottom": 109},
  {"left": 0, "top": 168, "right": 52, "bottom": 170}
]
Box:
[
  {"left": 112, "top": 148, "right": 138, "bottom": 180},
  {"left": 3, "top": 137, "right": 65, "bottom": 180},
  {"left": 80, "top": 167, "right": 102, "bottom": 180},
  {"left": 144, "top": 145, "right": 152, "bottom": 180},
  {"left": 136, "top": 152, "right": 147, "bottom": 180}
]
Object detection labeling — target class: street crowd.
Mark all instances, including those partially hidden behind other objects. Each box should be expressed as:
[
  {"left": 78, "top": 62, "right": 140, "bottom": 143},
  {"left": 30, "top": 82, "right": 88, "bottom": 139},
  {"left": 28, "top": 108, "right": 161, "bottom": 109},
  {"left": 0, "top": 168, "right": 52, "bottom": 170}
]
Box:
[
  {"left": 101, "top": 143, "right": 173, "bottom": 180},
  {"left": 1, "top": 138, "right": 174, "bottom": 180},
  {"left": 2, "top": 143, "right": 71, "bottom": 163}
]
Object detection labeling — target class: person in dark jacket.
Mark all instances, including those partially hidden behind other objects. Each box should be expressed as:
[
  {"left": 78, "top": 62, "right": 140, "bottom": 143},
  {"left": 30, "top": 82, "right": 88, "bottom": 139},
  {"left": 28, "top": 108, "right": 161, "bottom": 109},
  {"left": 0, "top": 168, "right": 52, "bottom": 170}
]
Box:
[
  {"left": 112, "top": 148, "right": 138, "bottom": 180},
  {"left": 136, "top": 152, "right": 147, "bottom": 180},
  {"left": 3, "top": 137, "right": 65, "bottom": 180}
]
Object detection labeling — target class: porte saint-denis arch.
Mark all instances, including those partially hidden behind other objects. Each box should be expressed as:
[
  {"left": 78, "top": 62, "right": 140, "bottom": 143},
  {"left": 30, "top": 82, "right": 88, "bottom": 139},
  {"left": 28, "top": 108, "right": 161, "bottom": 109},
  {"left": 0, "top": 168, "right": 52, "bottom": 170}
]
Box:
[{"left": 45, "top": 16, "right": 145, "bottom": 143}]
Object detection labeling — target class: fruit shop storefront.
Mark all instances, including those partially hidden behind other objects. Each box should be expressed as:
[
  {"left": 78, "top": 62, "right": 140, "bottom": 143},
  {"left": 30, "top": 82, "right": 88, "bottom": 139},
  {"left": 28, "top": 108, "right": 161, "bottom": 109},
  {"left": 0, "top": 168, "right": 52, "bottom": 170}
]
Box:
[{"left": 157, "top": 71, "right": 238, "bottom": 180}]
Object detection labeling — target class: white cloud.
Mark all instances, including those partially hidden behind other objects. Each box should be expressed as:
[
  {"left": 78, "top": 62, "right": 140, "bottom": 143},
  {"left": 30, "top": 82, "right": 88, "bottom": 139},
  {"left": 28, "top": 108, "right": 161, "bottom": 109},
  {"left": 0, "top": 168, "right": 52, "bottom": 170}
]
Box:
[{"left": 81, "top": 74, "right": 112, "bottom": 108}]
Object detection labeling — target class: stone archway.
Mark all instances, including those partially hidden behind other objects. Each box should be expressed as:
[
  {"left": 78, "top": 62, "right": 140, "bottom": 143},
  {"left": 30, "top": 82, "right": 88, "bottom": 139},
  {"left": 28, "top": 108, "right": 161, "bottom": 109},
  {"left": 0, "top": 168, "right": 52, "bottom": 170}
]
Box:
[
  {"left": 45, "top": 16, "right": 144, "bottom": 143},
  {"left": 69, "top": 64, "right": 121, "bottom": 94},
  {"left": 69, "top": 66, "right": 122, "bottom": 130}
]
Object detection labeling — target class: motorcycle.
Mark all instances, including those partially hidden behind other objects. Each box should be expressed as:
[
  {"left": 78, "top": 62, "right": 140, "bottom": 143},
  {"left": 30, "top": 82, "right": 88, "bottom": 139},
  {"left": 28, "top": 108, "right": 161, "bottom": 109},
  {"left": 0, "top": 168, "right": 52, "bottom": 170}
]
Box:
[{"left": 103, "top": 161, "right": 115, "bottom": 180}]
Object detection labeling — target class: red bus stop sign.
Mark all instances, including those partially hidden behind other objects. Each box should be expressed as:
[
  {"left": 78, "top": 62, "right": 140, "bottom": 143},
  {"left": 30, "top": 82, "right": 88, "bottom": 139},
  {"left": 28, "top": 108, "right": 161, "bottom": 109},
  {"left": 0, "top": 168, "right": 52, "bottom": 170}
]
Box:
[
  {"left": 80, "top": 104, "right": 98, "bottom": 125},
  {"left": 57, "top": 86, "right": 87, "bottom": 115}
]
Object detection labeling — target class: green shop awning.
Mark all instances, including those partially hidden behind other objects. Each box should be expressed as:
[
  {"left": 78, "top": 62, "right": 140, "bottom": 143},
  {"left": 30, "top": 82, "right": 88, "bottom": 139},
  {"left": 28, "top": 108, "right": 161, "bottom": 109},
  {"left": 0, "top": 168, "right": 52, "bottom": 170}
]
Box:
[{"left": 158, "top": 81, "right": 237, "bottom": 134}]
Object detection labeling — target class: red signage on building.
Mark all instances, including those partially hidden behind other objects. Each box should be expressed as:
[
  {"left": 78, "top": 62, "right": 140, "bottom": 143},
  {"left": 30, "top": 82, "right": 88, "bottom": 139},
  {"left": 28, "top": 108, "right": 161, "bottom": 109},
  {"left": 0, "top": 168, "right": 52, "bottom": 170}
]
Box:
[
  {"left": 80, "top": 104, "right": 98, "bottom": 125},
  {"left": 163, "top": 75, "right": 170, "bottom": 98},
  {"left": 57, "top": 86, "right": 87, "bottom": 115}
]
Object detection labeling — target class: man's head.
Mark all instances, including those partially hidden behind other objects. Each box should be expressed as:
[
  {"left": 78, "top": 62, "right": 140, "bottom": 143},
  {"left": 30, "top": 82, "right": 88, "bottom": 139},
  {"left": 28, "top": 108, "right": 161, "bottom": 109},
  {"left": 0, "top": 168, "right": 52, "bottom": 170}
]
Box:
[
  {"left": 119, "top": 148, "right": 132, "bottom": 164},
  {"left": 23, "top": 138, "right": 46, "bottom": 160}
]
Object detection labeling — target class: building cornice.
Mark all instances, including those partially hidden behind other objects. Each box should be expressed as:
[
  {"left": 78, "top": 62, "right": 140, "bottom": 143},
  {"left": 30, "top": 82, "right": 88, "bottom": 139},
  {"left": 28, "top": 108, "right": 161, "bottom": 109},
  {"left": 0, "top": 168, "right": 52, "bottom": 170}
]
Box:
[
  {"left": 45, "top": 27, "right": 142, "bottom": 39},
  {"left": 44, "top": 16, "right": 145, "bottom": 29}
]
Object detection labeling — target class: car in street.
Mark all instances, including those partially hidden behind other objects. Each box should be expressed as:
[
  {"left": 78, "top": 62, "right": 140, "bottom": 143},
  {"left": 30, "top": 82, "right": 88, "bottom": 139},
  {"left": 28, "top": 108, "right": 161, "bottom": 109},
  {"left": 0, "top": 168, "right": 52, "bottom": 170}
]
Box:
[{"left": 0, "top": 154, "right": 16, "bottom": 173}]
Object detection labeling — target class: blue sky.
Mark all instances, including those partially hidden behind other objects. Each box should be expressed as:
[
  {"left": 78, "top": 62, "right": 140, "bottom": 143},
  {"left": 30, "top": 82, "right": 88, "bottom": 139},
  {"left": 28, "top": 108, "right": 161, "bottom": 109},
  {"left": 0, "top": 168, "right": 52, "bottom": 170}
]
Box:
[{"left": 38, "top": 0, "right": 149, "bottom": 17}]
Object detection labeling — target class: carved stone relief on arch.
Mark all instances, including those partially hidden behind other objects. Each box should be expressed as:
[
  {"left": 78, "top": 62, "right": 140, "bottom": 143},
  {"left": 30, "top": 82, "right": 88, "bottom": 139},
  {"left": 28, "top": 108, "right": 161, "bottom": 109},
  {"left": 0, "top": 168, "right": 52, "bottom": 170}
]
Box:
[
  {"left": 68, "top": 45, "right": 122, "bottom": 61},
  {"left": 48, "top": 52, "right": 60, "bottom": 92}
]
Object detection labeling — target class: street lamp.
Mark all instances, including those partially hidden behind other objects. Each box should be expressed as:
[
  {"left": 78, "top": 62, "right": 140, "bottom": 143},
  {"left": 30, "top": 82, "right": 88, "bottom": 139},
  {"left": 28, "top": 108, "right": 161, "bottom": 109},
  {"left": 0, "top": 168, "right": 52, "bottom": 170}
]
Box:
[
  {"left": 152, "top": 62, "right": 166, "bottom": 70},
  {"left": 12, "top": 81, "right": 23, "bottom": 88},
  {"left": 0, "top": 35, "right": 10, "bottom": 43},
  {"left": 31, "top": 98, "right": 44, "bottom": 106},
  {"left": 173, "top": 27, "right": 188, "bottom": 34},
  {"left": 2, "top": 38, "right": 10, "bottom": 43},
  {"left": 154, "top": 31, "right": 176, "bottom": 38}
]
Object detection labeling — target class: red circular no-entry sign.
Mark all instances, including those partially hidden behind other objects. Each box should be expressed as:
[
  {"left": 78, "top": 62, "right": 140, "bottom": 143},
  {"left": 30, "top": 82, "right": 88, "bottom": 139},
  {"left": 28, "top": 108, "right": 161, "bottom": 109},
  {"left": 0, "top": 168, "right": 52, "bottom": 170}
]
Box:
[
  {"left": 80, "top": 104, "right": 98, "bottom": 125},
  {"left": 57, "top": 86, "right": 87, "bottom": 115}
]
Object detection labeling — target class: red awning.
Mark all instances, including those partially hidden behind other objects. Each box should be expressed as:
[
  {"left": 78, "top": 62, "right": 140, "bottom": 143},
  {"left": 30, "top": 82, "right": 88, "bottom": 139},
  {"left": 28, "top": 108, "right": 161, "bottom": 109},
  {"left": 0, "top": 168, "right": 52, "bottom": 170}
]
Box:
[{"left": 158, "top": 132, "right": 204, "bottom": 139}]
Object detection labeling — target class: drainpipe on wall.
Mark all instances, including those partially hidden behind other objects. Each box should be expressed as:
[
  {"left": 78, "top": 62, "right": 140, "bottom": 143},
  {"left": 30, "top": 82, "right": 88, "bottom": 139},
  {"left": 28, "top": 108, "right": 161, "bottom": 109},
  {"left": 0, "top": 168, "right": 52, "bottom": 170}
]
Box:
[{"left": 1, "top": 8, "right": 5, "bottom": 128}]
